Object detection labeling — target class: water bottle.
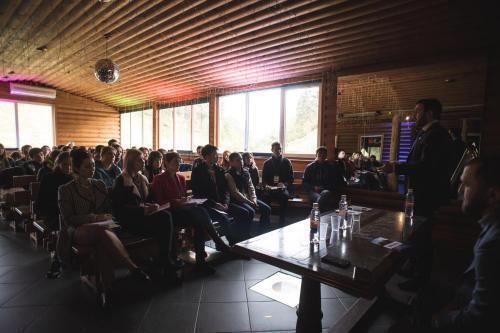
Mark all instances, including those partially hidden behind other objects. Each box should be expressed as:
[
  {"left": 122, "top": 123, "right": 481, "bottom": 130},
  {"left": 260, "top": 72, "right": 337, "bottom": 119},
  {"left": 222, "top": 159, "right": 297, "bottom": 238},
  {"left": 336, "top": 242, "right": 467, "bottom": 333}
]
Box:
[
  {"left": 310, "top": 203, "right": 320, "bottom": 231},
  {"left": 405, "top": 189, "right": 414, "bottom": 217},
  {"left": 338, "top": 195, "right": 348, "bottom": 229}
]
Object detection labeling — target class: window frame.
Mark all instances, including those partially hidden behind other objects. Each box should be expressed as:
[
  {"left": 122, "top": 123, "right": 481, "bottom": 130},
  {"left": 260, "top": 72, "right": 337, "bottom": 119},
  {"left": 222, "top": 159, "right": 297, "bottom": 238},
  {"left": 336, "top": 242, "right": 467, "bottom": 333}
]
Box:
[
  {"left": 0, "top": 98, "right": 55, "bottom": 149},
  {"left": 158, "top": 101, "right": 209, "bottom": 152},
  {"left": 217, "top": 82, "right": 321, "bottom": 157},
  {"left": 120, "top": 108, "right": 153, "bottom": 149}
]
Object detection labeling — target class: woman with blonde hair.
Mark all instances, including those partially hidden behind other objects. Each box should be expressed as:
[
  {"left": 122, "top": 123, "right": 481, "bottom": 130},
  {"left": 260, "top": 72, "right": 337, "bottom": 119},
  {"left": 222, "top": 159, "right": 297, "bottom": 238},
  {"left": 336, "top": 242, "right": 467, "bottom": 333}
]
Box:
[{"left": 111, "top": 149, "right": 179, "bottom": 278}]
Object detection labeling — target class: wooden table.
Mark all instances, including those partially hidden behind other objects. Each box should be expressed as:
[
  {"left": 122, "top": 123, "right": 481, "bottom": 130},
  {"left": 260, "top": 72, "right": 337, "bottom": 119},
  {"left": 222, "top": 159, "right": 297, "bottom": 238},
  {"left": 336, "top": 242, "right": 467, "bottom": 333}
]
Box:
[{"left": 233, "top": 209, "right": 425, "bottom": 333}]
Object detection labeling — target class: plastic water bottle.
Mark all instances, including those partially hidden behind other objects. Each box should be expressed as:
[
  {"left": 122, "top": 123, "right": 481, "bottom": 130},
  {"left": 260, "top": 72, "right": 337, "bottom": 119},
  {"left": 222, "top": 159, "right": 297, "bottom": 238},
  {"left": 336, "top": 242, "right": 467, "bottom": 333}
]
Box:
[
  {"left": 310, "top": 202, "right": 320, "bottom": 231},
  {"left": 338, "top": 195, "right": 348, "bottom": 229},
  {"left": 405, "top": 189, "right": 414, "bottom": 217}
]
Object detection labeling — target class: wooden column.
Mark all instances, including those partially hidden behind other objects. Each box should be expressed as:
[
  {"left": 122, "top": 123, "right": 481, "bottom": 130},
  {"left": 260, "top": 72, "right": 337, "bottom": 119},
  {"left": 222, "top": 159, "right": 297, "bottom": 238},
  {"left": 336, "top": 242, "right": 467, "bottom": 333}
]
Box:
[
  {"left": 320, "top": 69, "right": 338, "bottom": 160},
  {"left": 481, "top": 45, "right": 500, "bottom": 155},
  {"left": 388, "top": 113, "right": 400, "bottom": 191},
  {"left": 152, "top": 102, "right": 159, "bottom": 150},
  {"left": 208, "top": 94, "right": 218, "bottom": 145}
]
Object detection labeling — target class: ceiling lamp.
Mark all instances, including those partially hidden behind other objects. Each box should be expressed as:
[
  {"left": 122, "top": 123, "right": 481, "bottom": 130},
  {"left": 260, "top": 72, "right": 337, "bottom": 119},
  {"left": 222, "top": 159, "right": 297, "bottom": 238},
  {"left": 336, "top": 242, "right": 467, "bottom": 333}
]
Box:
[{"left": 94, "top": 34, "right": 119, "bottom": 84}]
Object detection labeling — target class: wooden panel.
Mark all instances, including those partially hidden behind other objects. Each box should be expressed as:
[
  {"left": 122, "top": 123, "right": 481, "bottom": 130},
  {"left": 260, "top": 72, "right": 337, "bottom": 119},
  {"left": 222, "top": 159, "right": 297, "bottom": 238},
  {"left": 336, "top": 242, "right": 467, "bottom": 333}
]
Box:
[
  {"left": 0, "top": 82, "right": 119, "bottom": 147},
  {"left": 0, "top": 0, "right": 486, "bottom": 107}
]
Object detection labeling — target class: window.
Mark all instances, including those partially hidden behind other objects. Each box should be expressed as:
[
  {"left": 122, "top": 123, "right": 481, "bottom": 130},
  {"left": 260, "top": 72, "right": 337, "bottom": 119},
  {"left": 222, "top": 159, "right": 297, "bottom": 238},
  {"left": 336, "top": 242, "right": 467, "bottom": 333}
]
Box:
[
  {"left": 360, "top": 135, "right": 383, "bottom": 161},
  {"left": 218, "top": 84, "right": 320, "bottom": 154},
  {"left": 0, "top": 100, "right": 54, "bottom": 148},
  {"left": 159, "top": 101, "right": 209, "bottom": 151},
  {"left": 120, "top": 109, "right": 153, "bottom": 149}
]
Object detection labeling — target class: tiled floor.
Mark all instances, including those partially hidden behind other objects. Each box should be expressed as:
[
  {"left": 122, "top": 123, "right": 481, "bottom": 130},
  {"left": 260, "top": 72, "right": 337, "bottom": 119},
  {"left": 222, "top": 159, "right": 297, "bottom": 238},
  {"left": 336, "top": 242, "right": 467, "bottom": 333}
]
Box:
[{"left": 0, "top": 209, "right": 398, "bottom": 333}]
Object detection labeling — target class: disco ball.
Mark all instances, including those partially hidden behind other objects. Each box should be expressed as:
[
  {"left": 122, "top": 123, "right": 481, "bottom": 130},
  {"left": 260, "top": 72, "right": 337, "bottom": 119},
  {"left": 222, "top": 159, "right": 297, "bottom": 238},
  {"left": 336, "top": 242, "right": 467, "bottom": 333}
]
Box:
[{"left": 94, "top": 58, "right": 119, "bottom": 84}]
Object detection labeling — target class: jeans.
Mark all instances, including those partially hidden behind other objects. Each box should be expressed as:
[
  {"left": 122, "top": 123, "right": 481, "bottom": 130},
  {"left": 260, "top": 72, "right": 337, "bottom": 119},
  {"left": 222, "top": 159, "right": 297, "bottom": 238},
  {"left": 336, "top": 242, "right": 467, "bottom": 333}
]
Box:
[{"left": 237, "top": 200, "right": 271, "bottom": 225}]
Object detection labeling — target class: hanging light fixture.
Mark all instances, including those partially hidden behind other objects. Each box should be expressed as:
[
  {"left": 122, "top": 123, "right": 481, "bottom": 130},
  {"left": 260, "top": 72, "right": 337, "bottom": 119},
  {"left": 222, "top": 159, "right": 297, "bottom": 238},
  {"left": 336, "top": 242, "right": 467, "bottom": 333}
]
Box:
[{"left": 95, "top": 34, "right": 119, "bottom": 84}]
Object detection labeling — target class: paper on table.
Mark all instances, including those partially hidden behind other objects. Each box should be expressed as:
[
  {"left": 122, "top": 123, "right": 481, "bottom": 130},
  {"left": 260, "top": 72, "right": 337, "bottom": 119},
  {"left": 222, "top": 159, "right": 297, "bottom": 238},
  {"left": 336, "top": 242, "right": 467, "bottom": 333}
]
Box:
[
  {"left": 184, "top": 198, "right": 207, "bottom": 205},
  {"left": 147, "top": 202, "right": 171, "bottom": 215},
  {"left": 92, "top": 219, "right": 120, "bottom": 229}
]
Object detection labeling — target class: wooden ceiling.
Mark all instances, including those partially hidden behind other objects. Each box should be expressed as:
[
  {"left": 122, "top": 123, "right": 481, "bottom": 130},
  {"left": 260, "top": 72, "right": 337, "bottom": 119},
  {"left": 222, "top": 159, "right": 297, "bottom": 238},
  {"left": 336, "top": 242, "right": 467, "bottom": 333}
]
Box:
[{"left": 0, "top": 0, "right": 487, "bottom": 108}]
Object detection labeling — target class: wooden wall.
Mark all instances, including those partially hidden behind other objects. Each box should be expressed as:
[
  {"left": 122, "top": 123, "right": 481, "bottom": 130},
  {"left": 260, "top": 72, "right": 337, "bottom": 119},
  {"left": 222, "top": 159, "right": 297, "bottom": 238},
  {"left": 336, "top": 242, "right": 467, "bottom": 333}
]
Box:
[
  {"left": 334, "top": 57, "right": 487, "bottom": 155},
  {"left": 0, "top": 82, "right": 119, "bottom": 147}
]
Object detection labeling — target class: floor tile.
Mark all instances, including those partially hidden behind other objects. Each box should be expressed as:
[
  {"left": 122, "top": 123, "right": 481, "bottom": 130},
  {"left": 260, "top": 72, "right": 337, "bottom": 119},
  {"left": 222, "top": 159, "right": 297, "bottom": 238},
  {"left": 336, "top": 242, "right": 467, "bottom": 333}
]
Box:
[
  {"left": 0, "top": 283, "right": 31, "bottom": 305},
  {"left": 0, "top": 306, "right": 47, "bottom": 333},
  {"left": 152, "top": 279, "right": 203, "bottom": 304},
  {"left": 195, "top": 302, "right": 250, "bottom": 333},
  {"left": 248, "top": 301, "right": 298, "bottom": 331},
  {"left": 339, "top": 297, "right": 358, "bottom": 310},
  {"left": 245, "top": 280, "right": 274, "bottom": 302},
  {"left": 243, "top": 262, "right": 280, "bottom": 280},
  {"left": 201, "top": 280, "right": 247, "bottom": 302},
  {"left": 321, "top": 298, "right": 347, "bottom": 329},
  {"left": 139, "top": 302, "right": 198, "bottom": 333},
  {"left": 0, "top": 261, "right": 47, "bottom": 284},
  {"left": 204, "top": 259, "right": 244, "bottom": 281},
  {"left": 321, "top": 283, "right": 340, "bottom": 299}
]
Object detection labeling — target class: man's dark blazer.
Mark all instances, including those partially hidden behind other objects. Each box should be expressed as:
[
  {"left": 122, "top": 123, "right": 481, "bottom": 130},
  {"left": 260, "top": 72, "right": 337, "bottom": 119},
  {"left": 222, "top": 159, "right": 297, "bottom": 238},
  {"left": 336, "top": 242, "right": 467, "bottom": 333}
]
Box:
[
  {"left": 395, "top": 121, "right": 453, "bottom": 216},
  {"left": 436, "top": 211, "right": 500, "bottom": 331}
]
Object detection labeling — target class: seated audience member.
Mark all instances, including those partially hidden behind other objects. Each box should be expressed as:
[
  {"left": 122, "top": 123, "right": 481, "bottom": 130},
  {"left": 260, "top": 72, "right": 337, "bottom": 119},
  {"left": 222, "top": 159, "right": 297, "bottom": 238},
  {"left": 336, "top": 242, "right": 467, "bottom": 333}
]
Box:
[
  {"left": 9, "top": 150, "right": 22, "bottom": 163},
  {"left": 94, "top": 146, "right": 121, "bottom": 188},
  {"left": 15, "top": 144, "right": 32, "bottom": 166},
  {"left": 58, "top": 150, "right": 149, "bottom": 299},
  {"left": 242, "top": 152, "right": 260, "bottom": 188},
  {"left": 143, "top": 150, "right": 163, "bottom": 183},
  {"left": 366, "top": 155, "right": 382, "bottom": 171},
  {"left": 302, "top": 146, "right": 345, "bottom": 211},
  {"left": 261, "top": 142, "right": 293, "bottom": 224},
  {"left": 226, "top": 152, "right": 271, "bottom": 227},
  {"left": 157, "top": 148, "right": 167, "bottom": 156},
  {"left": 394, "top": 155, "right": 500, "bottom": 332},
  {"left": 24, "top": 147, "right": 44, "bottom": 175},
  {"left": 37, "top": 149, "right": 61, "bottom": 182},
  {"left": 111, "top": 143, "right": 124, "bottom": 169},
  {"left": 220, "top": 150, "right": 231, "bottom": 171},
  {"left": 0, "top": 143, "right": 14, "bottom": 171},
  {"left": 107, "top": 138, "right": 118, "bottom": 146},
  {"left": 36, "top": 152, "right": 72, "bottom": 229},
  {"left": 191, "top": 145, "right": 246, "bottom": 244},
  {"left": 139, "top": 147, "right": 149, "bottom": 163},
  {"left": 93, "top": 145, "right": 104, "bottom": 163},
  {"left": 111, "top": 149, "right": 178, "bottom": 275},
  {"left": 192, "top": 145, "right": 204, "bottom": 169},
  {"left": 152, "top": 152, "right": 230, "bottom": 274},
  {"left": 41, "top": 145, "right": 51, "bottom": 159},
  {"left": 337, "top": 150, "right": 354, "bottom": 180},
  {"left": 61, "top": 145, "right": 72, "bottom": 153}
]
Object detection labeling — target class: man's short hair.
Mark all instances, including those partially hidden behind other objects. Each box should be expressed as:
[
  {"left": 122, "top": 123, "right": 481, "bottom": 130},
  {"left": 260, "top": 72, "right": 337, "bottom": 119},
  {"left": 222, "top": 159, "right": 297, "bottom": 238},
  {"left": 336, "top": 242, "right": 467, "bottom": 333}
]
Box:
[
  {"left": 271, "top": 142, "right": 281, "bottom": 149},
  {"left": 416, "top": 98, "right": 442, "bottom": 120},
  {"left": 229, "top": 152, "right": 241, "bottom": 162},
  {"left": 108, "top": 139, "right": 118, "bottom": 146},
  {"left": 316, "top": 146, "right": 327, "bottom": 155},
  {"left": 201, "top": 144, "right": 218, "bottom": 158},
  {"left": 466, "top": 155, "right": 500, "bottom": 188},
  {"left": 101, "top": 146, "right": 115, "bottom": 156},
  {"left": 28, "top": 147, "right": 42, "bottom": 158}
]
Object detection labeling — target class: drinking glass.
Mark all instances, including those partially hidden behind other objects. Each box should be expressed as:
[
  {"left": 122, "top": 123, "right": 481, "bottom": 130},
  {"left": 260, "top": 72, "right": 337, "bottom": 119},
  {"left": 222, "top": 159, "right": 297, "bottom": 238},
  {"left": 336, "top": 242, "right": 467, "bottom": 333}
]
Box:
[{"left": 351, "top": 212, "right": 361, "bottom": 234}]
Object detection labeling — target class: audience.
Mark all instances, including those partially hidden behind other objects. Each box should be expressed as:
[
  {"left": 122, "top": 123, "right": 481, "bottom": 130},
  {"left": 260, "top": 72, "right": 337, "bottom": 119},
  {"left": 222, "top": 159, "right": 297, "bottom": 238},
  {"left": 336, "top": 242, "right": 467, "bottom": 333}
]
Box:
[
  {"left": 94, "top": 146, "right": 121, "bottom": 188},
  {"left": 191, "top": 144, "right": 242, "bottom": 244},
  {"left": 139, "top": 147, "right": 149, "bottom": 163},
  {"left": 302, "top": 146, "right": 345, "bottom": 212},
  {"left": 242, "top": 152, "right": 260, "bottom": 189},
  {"left": 0, "top": 143, "right": 14, "bottom": 171},
  {"left": 41, "top": 145, "right": 51, "bottom": 159},
  {"left": 37, "top": 149, "right": 61, "bottom": 182},
  {"left": 111, "top": 149, "right": 178, "bottom": 277},
  {"left": 111, "top": 143, "right": 123, "bottom": 169},
  {"left": 35, "top": 151, "right": 72, "bottom": 229},
  {"left": 261, "top": 142, "right": 293, "bottom": 224},
  {"left": 226, "top": 152, "right": 271, "bottom": 228},
  {"left": 93, "top": 145, "right": 104, "bottom": 162},
  {"left": 143, "top": 150, "right": 163, "bottom": 183},
  {"left": 15, "top": 144, "right": 32, "bottom": 166},
  {"left": 220, "top": 150, "right": 231, "bottom": 171},
  {"left": 9, "top": 150, "right": 22, "bottom": 163},
  {"left": 23, "top": 147, "right": 44, "bottom": 175},
  {"left": 58, "top": 150, "right": 149, "bottom": 303},
  {"left": 151, "top": 151, "right": 230, "bottom": 274}
]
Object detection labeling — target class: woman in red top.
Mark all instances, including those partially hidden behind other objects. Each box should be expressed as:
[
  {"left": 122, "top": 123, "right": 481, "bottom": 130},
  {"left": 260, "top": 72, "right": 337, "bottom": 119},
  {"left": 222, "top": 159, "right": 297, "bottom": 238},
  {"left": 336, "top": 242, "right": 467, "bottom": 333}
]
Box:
[{"left": 151, "top": 152, "right": 230, "bottom": 275}]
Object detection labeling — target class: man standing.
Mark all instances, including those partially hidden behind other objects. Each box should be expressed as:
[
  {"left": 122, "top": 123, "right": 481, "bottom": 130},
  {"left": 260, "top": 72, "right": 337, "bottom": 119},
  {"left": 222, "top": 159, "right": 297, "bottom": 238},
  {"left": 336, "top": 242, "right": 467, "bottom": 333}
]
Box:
[
  {"left": 379, "top": 98, "right": 453, "bottom": 290},
  {"left": 261, "top": 142, "right": 293, "bottom": 224}
]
